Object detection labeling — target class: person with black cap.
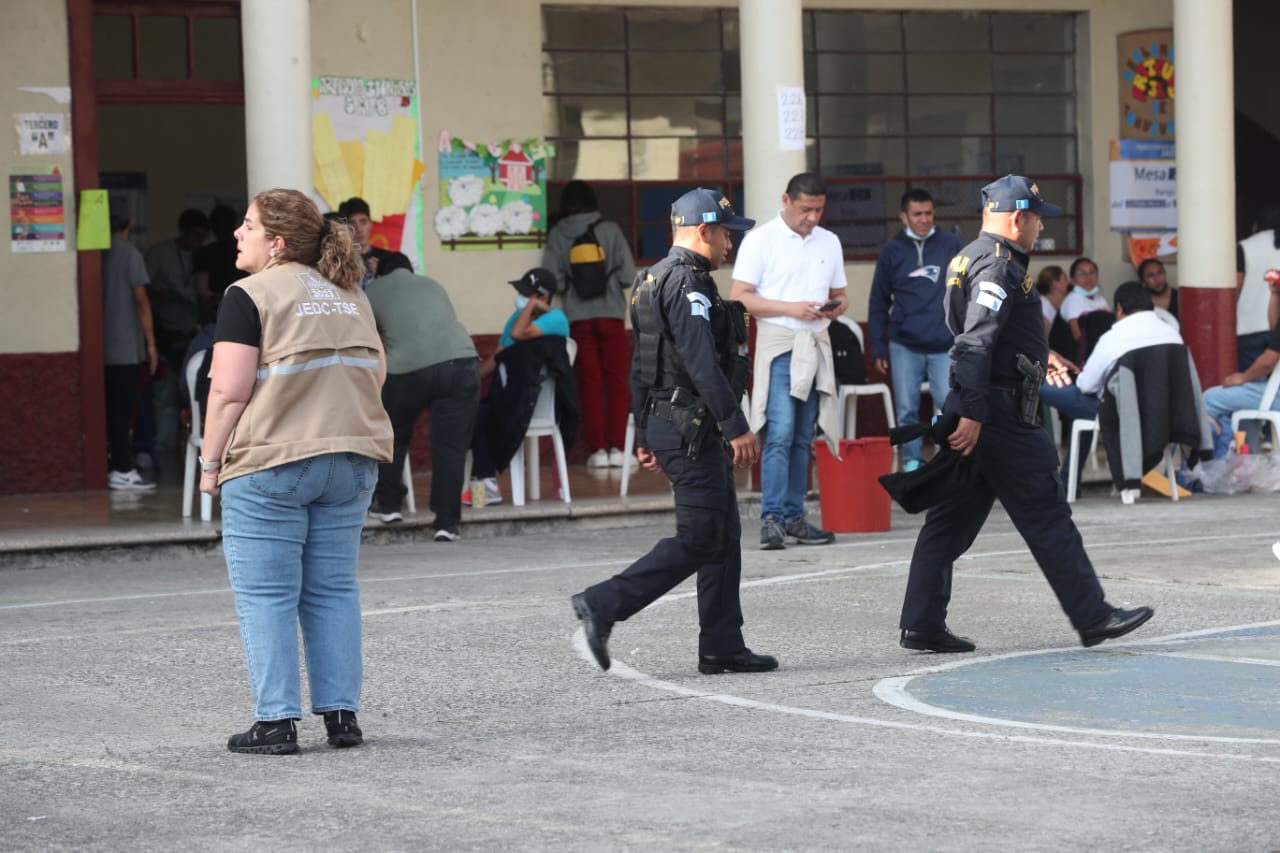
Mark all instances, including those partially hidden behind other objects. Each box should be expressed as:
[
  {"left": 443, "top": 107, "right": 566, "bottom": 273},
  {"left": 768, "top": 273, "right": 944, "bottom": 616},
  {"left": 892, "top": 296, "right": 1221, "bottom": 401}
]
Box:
[
  {"left": 898, "top": 175, "right": 1154, "bottom": 653},
  {"left": 570, "top": 188, "right": 777, "bottom": 676},
  {"left": 464, "top": 267, "right": 571, "bottom": 508}
]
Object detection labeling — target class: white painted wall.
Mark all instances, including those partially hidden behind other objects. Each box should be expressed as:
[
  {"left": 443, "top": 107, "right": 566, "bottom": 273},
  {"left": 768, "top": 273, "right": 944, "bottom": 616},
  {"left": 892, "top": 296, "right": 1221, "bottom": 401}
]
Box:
[
  {"left": 0, "top": 0, "right": 1180, "bottom": 352},
  {"left": 0, "top": 1, "right": 76, "bottom": 354}
]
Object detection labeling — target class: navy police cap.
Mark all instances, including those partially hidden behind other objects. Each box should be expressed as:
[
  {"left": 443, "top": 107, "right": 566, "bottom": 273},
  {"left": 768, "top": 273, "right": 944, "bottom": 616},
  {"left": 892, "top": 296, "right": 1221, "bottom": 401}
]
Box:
[
  {"left": 981, "top": 175, "right": 1062, "bottom": 217},
  {"left": 670, "top": 188, "right": 755, "bottom": 231}
]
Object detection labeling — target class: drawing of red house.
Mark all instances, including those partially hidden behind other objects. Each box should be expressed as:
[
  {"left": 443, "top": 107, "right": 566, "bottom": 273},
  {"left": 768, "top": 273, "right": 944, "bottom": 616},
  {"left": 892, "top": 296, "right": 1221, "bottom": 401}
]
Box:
[{"left": 498, "top": 148, "right": 532, "bottom": 191}]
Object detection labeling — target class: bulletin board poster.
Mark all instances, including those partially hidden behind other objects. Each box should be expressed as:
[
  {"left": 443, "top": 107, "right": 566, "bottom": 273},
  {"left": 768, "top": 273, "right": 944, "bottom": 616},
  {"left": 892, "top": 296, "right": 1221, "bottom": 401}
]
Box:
[
  {"left": 10, "top": 169, "right": 65, "bottom": 253},
  {"left": 311, "top": 76, "right": 424, "bottom": 271},
  {"left": 1118, "top": 29, "right": 1175, "bottom": 140},
  {"left": 434, "top": 133, "right": 553, "bottom": 251}
]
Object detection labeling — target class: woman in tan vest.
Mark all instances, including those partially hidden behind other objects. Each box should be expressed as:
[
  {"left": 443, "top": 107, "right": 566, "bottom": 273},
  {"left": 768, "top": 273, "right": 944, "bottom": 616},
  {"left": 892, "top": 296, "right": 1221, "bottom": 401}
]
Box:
[{"left": 200, "top": 188, "right": 392, "bottom": 754}]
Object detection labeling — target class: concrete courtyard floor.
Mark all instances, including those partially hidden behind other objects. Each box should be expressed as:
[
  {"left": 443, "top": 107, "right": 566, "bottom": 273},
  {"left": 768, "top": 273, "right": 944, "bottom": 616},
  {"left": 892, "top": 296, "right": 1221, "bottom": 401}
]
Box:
[{"left": 3, "top": 492, "right": 1279, "bottom": 851}]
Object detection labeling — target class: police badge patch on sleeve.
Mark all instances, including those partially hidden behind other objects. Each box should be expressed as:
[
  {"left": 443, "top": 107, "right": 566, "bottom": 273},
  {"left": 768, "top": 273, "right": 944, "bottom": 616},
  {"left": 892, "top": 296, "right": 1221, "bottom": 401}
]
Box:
[
  {"left": 686, "top": 291, "right": 712, "bottom": 320},
  {"left": 975, "top": 281, "right": 1007, "bottom": 312}
]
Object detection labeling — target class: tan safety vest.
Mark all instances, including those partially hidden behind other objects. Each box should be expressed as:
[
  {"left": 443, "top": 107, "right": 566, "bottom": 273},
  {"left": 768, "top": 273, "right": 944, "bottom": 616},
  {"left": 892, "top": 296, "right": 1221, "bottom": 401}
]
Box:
[{"left": 220, "top": 262, "right": 392, "bottom": 483}]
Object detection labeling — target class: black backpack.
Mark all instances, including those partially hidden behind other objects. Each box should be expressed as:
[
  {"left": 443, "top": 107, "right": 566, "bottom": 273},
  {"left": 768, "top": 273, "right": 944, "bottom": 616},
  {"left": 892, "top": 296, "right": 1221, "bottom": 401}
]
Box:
[
  {"left": 827, "top": 320, "right": 867, "bottom": 385},
  {"left": 568, "top": 223, "right": 609, "bottom": 300}
]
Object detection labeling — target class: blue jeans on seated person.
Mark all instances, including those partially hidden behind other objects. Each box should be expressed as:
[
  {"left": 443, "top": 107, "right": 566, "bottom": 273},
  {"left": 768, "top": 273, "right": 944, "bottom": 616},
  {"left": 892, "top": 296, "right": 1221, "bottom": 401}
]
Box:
[
  {"left": 1039, "top": 382, "right": 1099, "bottom": 483},
  {"left": 761, "top": 351, "right": 818, "bottom": 523},
  {"left": 220, "top": 452, "right": 376, "bottom": 721},
  {"left": 1203, "top": 380, "right": 1276, "bottom": 454},
  {"left": 888, "top": 339, "right": 952, "bottom": 468}
]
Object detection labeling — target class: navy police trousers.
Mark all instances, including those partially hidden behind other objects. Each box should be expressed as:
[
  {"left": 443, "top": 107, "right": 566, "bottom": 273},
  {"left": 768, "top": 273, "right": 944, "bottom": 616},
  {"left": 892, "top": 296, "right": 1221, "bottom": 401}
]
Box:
[
  {"left": 900, "top": 389, "right": 1112, "bottom": 633},
  {"left": 581, "top": 419, "right": 745, "bottom": 657}
]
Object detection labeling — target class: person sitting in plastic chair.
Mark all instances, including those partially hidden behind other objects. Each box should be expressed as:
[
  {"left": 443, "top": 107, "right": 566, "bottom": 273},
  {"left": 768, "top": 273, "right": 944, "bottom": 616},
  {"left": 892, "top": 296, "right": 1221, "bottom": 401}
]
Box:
[
  {"left": 1039, "top": 281, "right": 1182, "bottom": 485},
  {"left": 1202, "top": 268, "right": 1280, "bottom": 456},
  {"left": 464, "top": 268, "right": 571, "bottom": 507}
]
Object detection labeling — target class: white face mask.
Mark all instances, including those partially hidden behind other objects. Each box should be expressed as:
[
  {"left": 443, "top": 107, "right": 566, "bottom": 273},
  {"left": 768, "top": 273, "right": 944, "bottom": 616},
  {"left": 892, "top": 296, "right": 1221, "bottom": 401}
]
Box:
[
  {"left": 513, "top": 294, "right": 530, "bottom": 310},
  {"left": 909, "top": 226, "right": 937, "bottom": 241},
  {"left": 1075, "top": 285, "right": 1100, "bottom": 298}
]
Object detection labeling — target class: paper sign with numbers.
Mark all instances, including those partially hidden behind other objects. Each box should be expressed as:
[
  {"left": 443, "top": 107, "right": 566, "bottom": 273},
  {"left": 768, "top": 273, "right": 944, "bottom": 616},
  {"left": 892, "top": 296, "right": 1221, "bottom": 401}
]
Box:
[{"left": 776, "top": 87, "right": 805, "bottom": 151}]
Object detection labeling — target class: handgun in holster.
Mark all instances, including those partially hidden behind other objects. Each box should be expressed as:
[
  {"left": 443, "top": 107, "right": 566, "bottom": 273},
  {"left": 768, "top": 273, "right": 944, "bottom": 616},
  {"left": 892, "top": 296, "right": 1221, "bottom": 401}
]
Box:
[
  {"left": 1014, "top": 354, "right": 1045, "bottom": 426},
  {"left": 649, "top": 387, "right": 715, "bottom": 460}
]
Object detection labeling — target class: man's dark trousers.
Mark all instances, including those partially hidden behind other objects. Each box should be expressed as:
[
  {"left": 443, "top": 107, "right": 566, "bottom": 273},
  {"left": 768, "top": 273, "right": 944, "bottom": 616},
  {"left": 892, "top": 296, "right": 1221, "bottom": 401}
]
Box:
[
  {"left": 900, "top": 390, "right": 1111, "bottom": 633},
  {"left": 580, "top": 419, "right": 745, "bottom": 657},
  {"left": 374, "top": 358, "right": 480, "bottom": 529},
  {"left": 105, "top": 364, "right": 139, "bottom": 472}
]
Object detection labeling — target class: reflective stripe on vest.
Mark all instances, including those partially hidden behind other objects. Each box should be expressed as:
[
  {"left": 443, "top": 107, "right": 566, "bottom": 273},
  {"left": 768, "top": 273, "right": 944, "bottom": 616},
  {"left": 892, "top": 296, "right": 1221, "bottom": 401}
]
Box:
[{"left": 256, "top": 353, "right": 381, "bottom": 381}]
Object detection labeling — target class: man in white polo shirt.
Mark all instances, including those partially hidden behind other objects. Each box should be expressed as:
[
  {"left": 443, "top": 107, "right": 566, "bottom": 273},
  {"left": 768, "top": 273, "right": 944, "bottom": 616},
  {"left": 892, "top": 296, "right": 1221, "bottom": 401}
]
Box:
[{"left": 731, "top": 172, "right": 847, "bottom": 550}]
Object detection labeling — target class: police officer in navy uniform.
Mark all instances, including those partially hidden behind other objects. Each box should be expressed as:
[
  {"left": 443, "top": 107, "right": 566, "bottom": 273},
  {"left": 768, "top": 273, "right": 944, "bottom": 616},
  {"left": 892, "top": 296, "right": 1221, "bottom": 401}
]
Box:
[
  {"left": 571, "top": 188, "right": 777, "bottom": 675},
  {"left": 898, "top": 176, "right": 1155, "bottom": 653}
]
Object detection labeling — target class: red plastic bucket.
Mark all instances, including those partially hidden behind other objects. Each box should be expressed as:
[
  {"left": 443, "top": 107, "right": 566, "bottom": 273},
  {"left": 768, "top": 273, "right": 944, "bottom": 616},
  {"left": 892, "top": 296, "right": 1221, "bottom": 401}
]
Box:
[{"left": 813, "top": 437, "right": 892, "bottom": 532}]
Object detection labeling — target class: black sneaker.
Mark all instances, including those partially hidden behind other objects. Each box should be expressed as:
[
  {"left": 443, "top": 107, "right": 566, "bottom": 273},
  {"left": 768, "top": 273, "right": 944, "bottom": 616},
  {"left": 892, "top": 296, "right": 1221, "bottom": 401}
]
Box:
[
  {"left": 433, "top": 528, "right": 460, "bottom": 542},
  {"left": 323, "top": 710, "right": 363, "bottom": 748},
  {"left": 760, "top": 517, "right": 786, "bottom": 550},
  {"left": 369, "top": 507, "right": 402, "bottom": 523},
  {"left": 227, "top": 719, "right": 299, "bottom": 754},
  {"left": 784, "top": 518, "right": 834, "bottom": 545}
]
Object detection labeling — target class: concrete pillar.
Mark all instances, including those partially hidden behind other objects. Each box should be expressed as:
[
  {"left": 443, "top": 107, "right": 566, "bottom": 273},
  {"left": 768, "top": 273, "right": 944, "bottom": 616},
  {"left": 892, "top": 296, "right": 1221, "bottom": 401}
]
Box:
[
  {"left": 1174, "top": 0, "right": 1236, "bottom": 386},
  {"left": 739, "top": 0, "right": 806, "bottom": 223},
  {"left": 241, "top": 0, "right": 312, "bottom": 196}
]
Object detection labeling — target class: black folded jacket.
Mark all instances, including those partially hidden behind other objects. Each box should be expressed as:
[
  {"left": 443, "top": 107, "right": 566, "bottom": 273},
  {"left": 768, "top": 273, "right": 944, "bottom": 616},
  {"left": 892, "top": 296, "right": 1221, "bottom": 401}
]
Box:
[{"left": 877, "top": 413, "right": 977, "bottom": 513}]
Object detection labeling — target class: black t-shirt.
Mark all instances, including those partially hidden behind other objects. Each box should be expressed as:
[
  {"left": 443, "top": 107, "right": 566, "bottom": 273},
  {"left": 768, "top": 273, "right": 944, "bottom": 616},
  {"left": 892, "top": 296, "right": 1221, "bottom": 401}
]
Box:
[
  {"left": 194, "top": 239, "right": 248, "bottom": 298},
  {"left": 214, "top": 286, "right": 262, "bottom": 347}
]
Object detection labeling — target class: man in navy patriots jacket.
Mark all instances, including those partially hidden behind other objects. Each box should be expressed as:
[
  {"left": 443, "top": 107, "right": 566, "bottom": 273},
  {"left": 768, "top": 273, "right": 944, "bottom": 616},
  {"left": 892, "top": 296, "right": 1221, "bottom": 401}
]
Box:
[{"left": 868, "top": 188, "right": 964, "bottom": 471}]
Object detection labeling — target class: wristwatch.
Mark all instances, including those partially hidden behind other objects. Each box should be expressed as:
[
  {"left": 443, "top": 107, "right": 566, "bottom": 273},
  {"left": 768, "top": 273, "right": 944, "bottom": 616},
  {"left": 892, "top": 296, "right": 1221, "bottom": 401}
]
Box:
[{"left": 198, "top": 456, "right": 222, "bottom": 472}]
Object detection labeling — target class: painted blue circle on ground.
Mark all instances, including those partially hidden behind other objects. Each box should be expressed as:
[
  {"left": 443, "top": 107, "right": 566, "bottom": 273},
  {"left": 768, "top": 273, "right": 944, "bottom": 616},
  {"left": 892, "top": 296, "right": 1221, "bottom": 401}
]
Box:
[{"left": 902, "top": 625, "right": 1280, "bottom": 740}]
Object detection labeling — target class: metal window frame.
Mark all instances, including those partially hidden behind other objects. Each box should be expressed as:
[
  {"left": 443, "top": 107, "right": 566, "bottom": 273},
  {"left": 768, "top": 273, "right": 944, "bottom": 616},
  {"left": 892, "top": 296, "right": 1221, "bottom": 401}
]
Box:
[
  {"left": 541, "top": 7, "right": 1083, "bottom": 262},
  {"left": 92, "top": 0, "right": 243, "bottom": 104}
]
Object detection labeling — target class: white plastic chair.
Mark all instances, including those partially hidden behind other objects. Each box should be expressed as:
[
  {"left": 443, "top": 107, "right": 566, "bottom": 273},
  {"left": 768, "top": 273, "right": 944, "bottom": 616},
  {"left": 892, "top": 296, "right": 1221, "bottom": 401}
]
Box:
[
  {"left": 1066, "top": 417, "right": 1179, "bottom": 504},
  {"left": 834, "top": 317, "right": 895, "bottom": 439},
  {"left": 1229, "top": 363, "right": 1280, "bottom": 457},
  {"left": 1045, "top": 404, "right": 1063, "bottom": 453},
  {"left": 1065, "top": 417, "right": 1101, "bottom": 503},
  {"left": 401, "top": 453, "right": 416, "bottom": 515},
  {"left": 182, "top": 354, "right": 214, "bottom": 522},
  {"left": 620, "top": 412, "right": 637, "bottom": 497},
  {"left": 509, "top": 338, "right": 577, "bottom": 506}
]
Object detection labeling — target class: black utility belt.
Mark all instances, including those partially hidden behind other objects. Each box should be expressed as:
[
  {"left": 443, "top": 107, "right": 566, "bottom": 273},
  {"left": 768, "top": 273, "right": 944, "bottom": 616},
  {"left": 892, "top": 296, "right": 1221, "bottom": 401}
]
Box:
[
  {"left": 987, "top": 378, "right": 1020, "bottom": 394},
  {"left": 646, "top": 391, "right": 718, "bottom": 459},
  {"left": 948, "top": 378, "right": 1017, "bottom": 394},
  {"left": 949, "top": 378, "right": 1039, "bottom": 426}
]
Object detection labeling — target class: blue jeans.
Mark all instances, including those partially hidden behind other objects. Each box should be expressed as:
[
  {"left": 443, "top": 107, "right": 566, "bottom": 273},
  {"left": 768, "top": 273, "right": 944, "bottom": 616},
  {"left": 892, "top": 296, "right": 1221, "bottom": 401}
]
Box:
[
  {"left": 1038, "top": 382, "right": 1099, "bottom": 422},
  {"left": 761, "top": 351, "right": 819, "bottom": 522},
  {"left": 1204, "top": 381, "right": 1277, "bottom": 452},
  {"left": 888, "top": 340, "right": 952, "bottom": 466},
  {"left": 220, "top": 452, "right": 376, "bottom": 721}
]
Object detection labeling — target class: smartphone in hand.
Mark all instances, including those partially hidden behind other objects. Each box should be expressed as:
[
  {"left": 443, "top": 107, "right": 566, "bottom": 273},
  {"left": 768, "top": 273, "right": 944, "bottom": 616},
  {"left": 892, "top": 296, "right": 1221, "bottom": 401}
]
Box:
[{"left": 816, "top": 299, "right": 841, "bottom": 313}]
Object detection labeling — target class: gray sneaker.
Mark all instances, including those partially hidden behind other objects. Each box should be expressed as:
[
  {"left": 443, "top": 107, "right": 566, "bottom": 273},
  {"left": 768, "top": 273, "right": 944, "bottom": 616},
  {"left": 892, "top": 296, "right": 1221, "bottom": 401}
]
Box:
[
  {"left": 760, "top": 516, "right": 786, "bottom": 550},
  {"left": 784, "top": 518, "right": 835, "bottom": 546}
]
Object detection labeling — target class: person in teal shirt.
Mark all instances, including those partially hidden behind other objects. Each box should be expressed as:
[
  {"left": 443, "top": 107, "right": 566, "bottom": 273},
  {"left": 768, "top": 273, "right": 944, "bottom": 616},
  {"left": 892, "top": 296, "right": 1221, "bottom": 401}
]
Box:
[
  {"left": 466, "top": 268, "right": 570, "bottom": 506},
  {"left": 497, "top": 267, "right": 570, "bottom": 347}
]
